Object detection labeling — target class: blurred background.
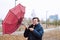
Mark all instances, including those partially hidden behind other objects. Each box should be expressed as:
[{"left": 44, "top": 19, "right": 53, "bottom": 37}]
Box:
[{"left": 0, "top": 0, "right": 60, "bottom": 40}]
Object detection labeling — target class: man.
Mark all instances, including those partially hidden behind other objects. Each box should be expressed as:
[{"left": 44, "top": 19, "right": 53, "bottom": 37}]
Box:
[{"left": 24, "top": 17, "right": 44, "bottom": 40}]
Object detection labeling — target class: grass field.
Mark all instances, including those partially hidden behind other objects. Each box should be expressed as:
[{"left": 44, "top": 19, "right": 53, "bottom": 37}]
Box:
[
  {"left": 0, "top": 24, "right": 60, "bottom": 40},
  {"left": 0, "top": 29, "right": 60, "bottom": 40}
]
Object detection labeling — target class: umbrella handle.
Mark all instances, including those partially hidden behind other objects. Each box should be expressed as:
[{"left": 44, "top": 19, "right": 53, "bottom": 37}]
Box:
[{"left": 21, "top": 24, "right": 28, "bottom": 29}]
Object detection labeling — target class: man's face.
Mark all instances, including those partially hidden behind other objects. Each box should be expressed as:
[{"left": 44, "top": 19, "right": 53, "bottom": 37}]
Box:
[{"left": 32, "top": 19, "right": 38, "bottom": 25}]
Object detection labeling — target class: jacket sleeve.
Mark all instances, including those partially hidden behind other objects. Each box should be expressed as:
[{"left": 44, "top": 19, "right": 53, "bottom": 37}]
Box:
[
  {"left": 32, "top": 26, "right": 44, "bottom": 38},
  {"left": 24, "top": 28, "right": 29, "bottom": 38}
]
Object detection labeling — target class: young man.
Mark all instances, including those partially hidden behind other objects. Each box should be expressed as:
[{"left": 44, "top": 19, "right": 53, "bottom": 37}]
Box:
[{"left": 24, "top": 17, "right": 44, "bottom": 40}]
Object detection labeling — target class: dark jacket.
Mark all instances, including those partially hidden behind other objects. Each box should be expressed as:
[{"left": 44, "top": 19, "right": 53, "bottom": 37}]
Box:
[{"left": 24, "top": 23, "right": 44, "bottom": 40}]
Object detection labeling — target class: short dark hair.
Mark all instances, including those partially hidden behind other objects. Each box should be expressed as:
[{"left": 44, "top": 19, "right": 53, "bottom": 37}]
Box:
[{"left": 32, "top": 17, "right": 40, "bottom": 22}]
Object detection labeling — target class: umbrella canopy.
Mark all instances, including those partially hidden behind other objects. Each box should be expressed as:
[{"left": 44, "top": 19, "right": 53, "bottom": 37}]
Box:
[{"left": 2, "top": 4, "right": 25, "bottom": 34}]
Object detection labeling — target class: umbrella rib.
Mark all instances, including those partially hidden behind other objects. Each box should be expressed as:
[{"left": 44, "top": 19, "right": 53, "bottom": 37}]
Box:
[{"left": 10, "top": 10, "right": 18, "bottom": 20}]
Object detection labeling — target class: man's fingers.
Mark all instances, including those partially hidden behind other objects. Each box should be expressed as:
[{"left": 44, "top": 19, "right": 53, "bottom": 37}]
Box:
[{"left": 29, "top": 28, "right": 34, "bottom": 31}]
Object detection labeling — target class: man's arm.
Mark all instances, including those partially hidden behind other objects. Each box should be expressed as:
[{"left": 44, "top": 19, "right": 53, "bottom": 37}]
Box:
[
  {"left": 32, "top": 27, "right": 44, "bottom": 38},
  {"left": 24, "top": 28, "right": 29, "bottom": 38}
]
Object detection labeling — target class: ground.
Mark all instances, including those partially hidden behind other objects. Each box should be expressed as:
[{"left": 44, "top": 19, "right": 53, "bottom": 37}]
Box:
[
  {"left": 0, "top": 29, "right": 60, "bottom": 40},
  {"left": 0, "top": 24, "right": 60, "bottom": 40}
]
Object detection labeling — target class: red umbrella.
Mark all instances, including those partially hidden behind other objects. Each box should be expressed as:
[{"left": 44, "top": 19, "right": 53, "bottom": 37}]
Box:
[{"left": 2, "top": 4, "right": 25, "bottom": 34}]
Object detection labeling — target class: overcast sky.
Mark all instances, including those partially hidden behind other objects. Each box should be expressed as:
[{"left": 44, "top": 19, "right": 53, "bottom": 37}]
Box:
[{"left": 0, "top": 0, "right": 60, "bottom": 20}]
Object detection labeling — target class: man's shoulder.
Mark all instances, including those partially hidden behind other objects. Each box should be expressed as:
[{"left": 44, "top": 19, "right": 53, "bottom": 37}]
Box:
[{"left": 37, "top": 24, "right": 43, "bottom": 28}]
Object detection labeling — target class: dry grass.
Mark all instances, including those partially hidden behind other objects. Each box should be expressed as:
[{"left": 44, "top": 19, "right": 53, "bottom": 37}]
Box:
[
  {"left": 0, "top": 24, "right": 60, "bottom": 40},
  {"left": 0, "top": 34, "right": 26, "bottom": 40},
  {"left": 43, "top": 29, "right": 60, "bottom": 40},
  {"left": 0, "top": 30, "right": 60, "bottom": 40}
]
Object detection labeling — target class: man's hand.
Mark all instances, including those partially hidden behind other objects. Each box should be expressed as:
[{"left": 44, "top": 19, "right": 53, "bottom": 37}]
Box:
[{"left": 29, "top": 28, "right": 34, "bottom": 31}]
